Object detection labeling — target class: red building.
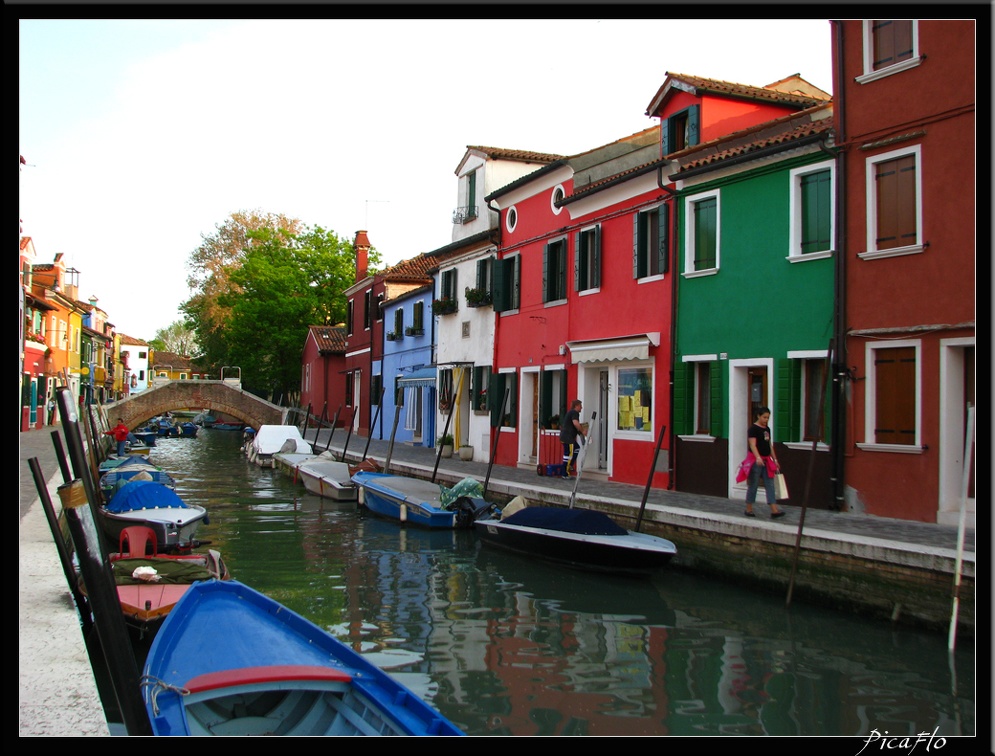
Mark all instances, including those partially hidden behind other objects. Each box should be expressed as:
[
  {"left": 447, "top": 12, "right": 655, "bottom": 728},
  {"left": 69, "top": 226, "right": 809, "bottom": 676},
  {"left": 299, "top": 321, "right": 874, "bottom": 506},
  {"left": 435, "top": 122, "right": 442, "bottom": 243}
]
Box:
[
  {"left": 832, "top": 20, "right": 976, "bottom": 525},
  {"left": 300, "top": 324, "right": 349, "bottom": 427}
]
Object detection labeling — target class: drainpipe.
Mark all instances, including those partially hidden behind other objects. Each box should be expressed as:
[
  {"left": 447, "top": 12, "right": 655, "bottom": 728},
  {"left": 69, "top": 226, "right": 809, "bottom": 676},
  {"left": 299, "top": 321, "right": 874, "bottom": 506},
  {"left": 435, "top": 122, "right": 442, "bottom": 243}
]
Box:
[
  {"left": 829, "top": 20, "right": 847, "bottom": 511},
  {"left": 657, "top": 165, "right": 679, "bottom": 489}
]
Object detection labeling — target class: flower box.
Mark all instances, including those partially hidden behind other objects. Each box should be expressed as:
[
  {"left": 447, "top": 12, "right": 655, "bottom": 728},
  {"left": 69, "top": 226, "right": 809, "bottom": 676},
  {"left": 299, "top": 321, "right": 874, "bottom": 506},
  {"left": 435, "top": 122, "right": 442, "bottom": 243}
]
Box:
[
  {"left": 464, "top": 287, "right": 492, "bottom": 308},
  {"left": 404, "top": 326, "right": 423, "bottom": 336},
  {"left": 432, "top": 298, "right": 458, "bottom": 315}
]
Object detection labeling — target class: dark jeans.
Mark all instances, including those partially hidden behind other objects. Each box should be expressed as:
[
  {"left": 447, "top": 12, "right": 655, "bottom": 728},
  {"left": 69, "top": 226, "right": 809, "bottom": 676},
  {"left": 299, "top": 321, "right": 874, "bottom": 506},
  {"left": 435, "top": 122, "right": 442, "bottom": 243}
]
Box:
[
  {"left": 561, "top": 442, "right": 579, "bottom": 475},
  {"left": 116, "top": 440, "right": 127, "bottom": 456},
  {"left": 746, "top": 461, "right": 776, "bottom": 504}
]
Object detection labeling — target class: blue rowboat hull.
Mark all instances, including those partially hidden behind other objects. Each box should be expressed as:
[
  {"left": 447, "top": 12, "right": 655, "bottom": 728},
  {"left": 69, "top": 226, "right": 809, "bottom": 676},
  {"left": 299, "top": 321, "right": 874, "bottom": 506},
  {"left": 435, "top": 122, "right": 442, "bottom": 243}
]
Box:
[
  {"left": 142, "top": 579, "right": 464, "bottom": 736},
  {"left": 351, "top": 471, "right": 456, "bottom": 529}
]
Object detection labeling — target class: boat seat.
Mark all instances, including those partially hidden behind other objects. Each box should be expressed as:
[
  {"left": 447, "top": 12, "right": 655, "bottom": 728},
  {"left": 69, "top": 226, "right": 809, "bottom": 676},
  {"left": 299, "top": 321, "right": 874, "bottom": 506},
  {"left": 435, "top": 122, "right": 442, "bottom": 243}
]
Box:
[{"left": 119, "top": 526, "right": 157, "bottom": 558}]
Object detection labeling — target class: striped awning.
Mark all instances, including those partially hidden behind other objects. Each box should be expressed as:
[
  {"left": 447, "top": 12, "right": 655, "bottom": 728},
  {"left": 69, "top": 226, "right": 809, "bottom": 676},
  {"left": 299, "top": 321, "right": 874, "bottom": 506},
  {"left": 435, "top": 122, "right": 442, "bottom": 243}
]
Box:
[
  {"left": 565, "top": 333, "right": 660, "bottom": 364},
  {"left": 396, "top": 367, "right": 437, "bottom": 388}
]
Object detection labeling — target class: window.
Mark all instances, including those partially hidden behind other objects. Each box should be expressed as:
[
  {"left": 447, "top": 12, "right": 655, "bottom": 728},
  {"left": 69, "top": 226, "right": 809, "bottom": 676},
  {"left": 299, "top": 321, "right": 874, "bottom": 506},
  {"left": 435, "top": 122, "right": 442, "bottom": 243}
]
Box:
[
  {"left": 684, "top": 191, "right": 719, "bottom": 275},
  {"left": 861, "top": 145, "right": 922, "bottom": 259},
  {"left": 439, "top": 369, "right": 454, "bottom": 412},
  {"left": 475, "top": 257, "right": 493, "bottom": 292},
  {"left": 540, "top": 370, "right": 567, "bottom": 427},
  {"left": 346, "top": 299, "right": 354, "bottom": 335},
  {"left": 363, "top": 290, "right": 372, "bottom": 330},
  {"left": 633, "top": 204, "right": 669, "bottom": 280},
  {"left": 859, "top": 20, "right": 920, "bottom": 81},
  {"left": 472, "top": 365, "right": 490, "bottom": 411},
  {"left": 138, "top": 351, "right": 147, "bottom": 359},
  {"left": 345, "top": 372, "right": 354, "bottom": 407},
  {"left": 802, "top": 359, "right": 827, "bottom": 441},
  {"left": 551, "top": 185, "right": 565, "bottom": 215},
  {"left": 789, "top": 160, "right": 835, "bottom": 259},
  {"left": 661, "top": 105, "right": 700, "bottom": 154},
  {"left": 412, "top": 301, "right": 424, "bottom": 333},
  {"left": 506, "top": 206, "right": 518, "bottom": 233},
  {"left": 394, "top": 308, "right": 404, "bottom": 338},
  {"left": 493, "top": 254, "right": 521, "bottom": 312},
  {"left": 862, "top": 341, "right": 920, "bottom": 448},
  {"left": 617, "top": 367, "right": 652, "bottom": 433},
  {"left": 674, "top": 357, "right": 722, "bottom": 437},
  {"left": 491, "top": 371, "right": 518, "bottom": 427},
  {"left": 370, "top": 373, "right": 383, "bottom": 407},
  {"left": 376, "top": 293, "right": 385, "bottom": 321},
  {"left": 466, "top": 170, "right": 477, "bottom": 220},
  {"left": 543, "top": 237, "right": 568, "bottom": 303},
  {"left": 575, "top": 225, "right": 601, "bottom": 291},
  {"left": 441, "top": 269, "right": 458, "bottom": 301}
]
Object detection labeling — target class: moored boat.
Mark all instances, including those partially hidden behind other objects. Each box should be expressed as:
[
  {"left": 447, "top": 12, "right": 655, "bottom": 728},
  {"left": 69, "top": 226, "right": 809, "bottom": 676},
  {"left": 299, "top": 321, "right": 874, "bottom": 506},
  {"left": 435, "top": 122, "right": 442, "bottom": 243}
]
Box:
[
  {"left": 351, "top": 471, "right": 493, "bottom": 529},
  {"left": 99, "top": 465, "right": 176, "bottom": 502},
  {"left": 297, "top": 457, "right": 358, "bottom": 501},
  {"left": 140, "top": 579, "right": 465, "bottom": 736},
  {"left": 100, "top": 480, "right": 209, "bottom": 553},
  {"left": 246, "top": 424, "right": 312, "bottom": 468},
  {"left": 473, "top": 500, "right": 677, "bottom": 575}
]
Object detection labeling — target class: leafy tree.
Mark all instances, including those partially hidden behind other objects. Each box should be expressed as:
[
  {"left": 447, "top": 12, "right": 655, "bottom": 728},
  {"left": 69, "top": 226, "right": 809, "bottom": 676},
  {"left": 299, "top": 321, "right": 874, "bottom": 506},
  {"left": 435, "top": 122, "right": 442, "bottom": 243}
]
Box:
[{"left": 151, "top": 320, "right": 200, "bottom": 356}]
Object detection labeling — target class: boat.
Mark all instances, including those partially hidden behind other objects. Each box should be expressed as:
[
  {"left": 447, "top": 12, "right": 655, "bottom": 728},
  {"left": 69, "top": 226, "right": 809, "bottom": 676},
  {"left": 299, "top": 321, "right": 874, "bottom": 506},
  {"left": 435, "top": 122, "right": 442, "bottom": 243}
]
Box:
[
  {"left": 99, "top": 465, "right": 176, "bottom": 501},
  {"left": 100, "top": 480, "right": 209, "bottom": 553},
  {"left": 246, "top": 424, "right": 312, "bottom": 468},
  {"left": 210, "top": 422, "right": 243, "bottom": 431},
  {"left": 130, "top": 430, "right": 158, "bottom": 447},
  {"left": 81, "top": 525, "right": 231, "bottom": 641},
  {"left": 297, "top": 457, "right": 358, "bottom": 501},
  {"left": 99, "top": 454, "right": 157, "bottom": 474},
  {"left": 140, "top": 579, "right": 465, "bottom": 736},
  {"left": 273, "top": 449, "right": 318, "bottom": 478},
  {"left": 351, "top": 471, "right": 493, "bottom": 529},
  {"left": 473, "top": 499, "right": 677, "bottom": 575},
  {"left": 177, "top": 421, "right": 199, "bottom": 438}
]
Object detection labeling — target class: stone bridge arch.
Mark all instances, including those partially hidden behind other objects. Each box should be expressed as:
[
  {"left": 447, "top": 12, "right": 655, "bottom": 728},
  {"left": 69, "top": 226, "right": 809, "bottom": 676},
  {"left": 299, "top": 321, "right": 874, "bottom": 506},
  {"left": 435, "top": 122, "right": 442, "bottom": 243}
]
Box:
[{"left": 105, "top": 380, "right": 286, "bottom": 430}]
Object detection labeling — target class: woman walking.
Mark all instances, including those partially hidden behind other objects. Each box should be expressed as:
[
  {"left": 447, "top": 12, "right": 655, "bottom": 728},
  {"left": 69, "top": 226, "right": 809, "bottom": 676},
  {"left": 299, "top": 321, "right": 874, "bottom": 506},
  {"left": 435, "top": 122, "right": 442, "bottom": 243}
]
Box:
[{"left": 745, "top": 407, "right": 785, "bottom": 519}]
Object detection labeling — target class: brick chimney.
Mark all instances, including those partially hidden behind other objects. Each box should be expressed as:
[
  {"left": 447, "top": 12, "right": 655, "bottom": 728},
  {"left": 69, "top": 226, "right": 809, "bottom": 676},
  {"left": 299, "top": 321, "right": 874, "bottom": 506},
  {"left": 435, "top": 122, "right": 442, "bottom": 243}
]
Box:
[{"left": 354, "top": 230, "right": 371, "bottom": 283}]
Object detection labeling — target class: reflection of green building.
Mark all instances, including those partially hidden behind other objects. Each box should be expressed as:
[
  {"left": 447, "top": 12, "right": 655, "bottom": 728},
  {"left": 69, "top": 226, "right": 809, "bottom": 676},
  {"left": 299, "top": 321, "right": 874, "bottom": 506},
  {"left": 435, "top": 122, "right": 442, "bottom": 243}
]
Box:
[{"left": 671, "top": 105, "right": 837, "bottom": 508}]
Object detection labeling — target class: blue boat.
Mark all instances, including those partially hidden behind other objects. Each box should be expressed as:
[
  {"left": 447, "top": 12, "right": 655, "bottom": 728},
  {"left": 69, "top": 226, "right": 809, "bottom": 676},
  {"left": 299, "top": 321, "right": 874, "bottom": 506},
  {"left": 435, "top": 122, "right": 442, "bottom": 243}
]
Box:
[
  {"left": 99, "top": 465, "right": 176, "bottom": 501},
  {"left": 141, "top": 579, "right": 464, "bottom": 736},
  {"left": 100, "top": 480, "right": 209, "bottom": 552},
  {"left": 177, "top": 422, "right": 198, "bottom": 438},
  {"left": 351, "top": 471, "right": 492, "bottom": 529}
]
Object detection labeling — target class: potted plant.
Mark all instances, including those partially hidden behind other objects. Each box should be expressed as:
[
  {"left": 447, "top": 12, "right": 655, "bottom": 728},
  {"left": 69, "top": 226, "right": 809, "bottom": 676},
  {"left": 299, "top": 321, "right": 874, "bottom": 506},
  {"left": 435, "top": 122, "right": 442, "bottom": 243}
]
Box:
[
  {"left": 458, "top": 444, "right": 474, "bottom": 461},
  {"left": 404, "top": 326, "right": 423, "bottom": 336},
  {"left": 545, "top": 414, "right": 560, "bottom": 430},
  {"left": 432, "top": 297, "right": 458, "bottom": 315},
  {"left": 437, "top": 433, "right": 454, "bottom": 458},
  {"left": 386, "top": 331, "right": 398, "bottom": 341},
  {"left": 464, "top": 287, "right": 492, "bottom": 307}
]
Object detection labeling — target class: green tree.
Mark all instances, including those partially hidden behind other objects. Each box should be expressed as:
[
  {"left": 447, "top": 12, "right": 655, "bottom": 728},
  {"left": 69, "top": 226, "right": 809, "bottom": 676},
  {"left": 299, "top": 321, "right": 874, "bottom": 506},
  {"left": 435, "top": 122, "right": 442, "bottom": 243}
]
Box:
[{"left": 151, "top": 320, "right": 200, "bottom": 356}]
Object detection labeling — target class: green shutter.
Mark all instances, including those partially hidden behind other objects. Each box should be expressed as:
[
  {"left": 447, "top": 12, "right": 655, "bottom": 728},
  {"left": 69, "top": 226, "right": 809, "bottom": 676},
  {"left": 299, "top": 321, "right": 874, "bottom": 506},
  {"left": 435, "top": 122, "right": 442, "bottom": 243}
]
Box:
[
  {"left": 672, "top": 362, "right": 693, "bottom": 435},
  {"left": 687, "top": 105, "right": 700, "bottom": 146},
  {"left": 493, "top": 258, "right": 508, "bottom": 311},
  {"left": 593, "top": 225, "right": 601, "bottom": 287},
  {"left": 540, "top": 372, "right": 553, "bottom": 424},
  {"left": 776, "top": 358, "right": 800, "bottom": 442},
  {"left": 657, "top": 203, "right": 670, "bottom": 274},
  {"left": 574, "top": 232, "right": 581, "bottom": 291},
  {"left": 709, "top": 360, "right": 724, "bottom": 438},
  {"left": 633, "top": 214, "right": 641, "bottom": 278},
  {"left": 661, "top": 118, "right": 670, "bottom": 155},
  {"left": 542, "top": 243, "right": 550, "bottom": 302}
]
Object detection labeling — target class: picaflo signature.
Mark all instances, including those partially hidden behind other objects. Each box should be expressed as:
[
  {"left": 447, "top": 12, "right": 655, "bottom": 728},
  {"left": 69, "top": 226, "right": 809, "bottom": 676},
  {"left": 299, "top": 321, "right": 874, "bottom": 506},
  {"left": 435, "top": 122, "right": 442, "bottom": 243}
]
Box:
[{"left": 855, "top": 729, "right": 947, "bottom": 756}]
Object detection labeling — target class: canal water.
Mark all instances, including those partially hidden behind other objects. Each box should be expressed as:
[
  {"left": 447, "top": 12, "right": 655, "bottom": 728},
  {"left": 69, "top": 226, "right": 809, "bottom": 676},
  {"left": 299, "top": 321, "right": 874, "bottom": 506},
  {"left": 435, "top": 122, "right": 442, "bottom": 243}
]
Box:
[{"left": 130, "top": 427, "right": 975, "bottom": 738}]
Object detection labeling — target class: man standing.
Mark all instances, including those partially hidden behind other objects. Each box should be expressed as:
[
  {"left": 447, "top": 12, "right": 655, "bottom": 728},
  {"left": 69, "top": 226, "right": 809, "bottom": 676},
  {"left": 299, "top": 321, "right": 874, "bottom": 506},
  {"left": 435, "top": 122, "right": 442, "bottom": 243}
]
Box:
[
  {"left": 105, "top": 417, "right": 130, "bottom": 457},
  {"left": 559, "top": 399, "right": 586, "bottom": 479}
]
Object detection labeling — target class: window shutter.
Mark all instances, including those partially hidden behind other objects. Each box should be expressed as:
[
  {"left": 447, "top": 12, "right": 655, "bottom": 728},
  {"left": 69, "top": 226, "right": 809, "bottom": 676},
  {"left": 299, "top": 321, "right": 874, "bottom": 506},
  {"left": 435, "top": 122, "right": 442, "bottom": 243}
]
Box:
[
  {"left": 775, "top": 358, "right": 799, "bottom": 442},
  {"left": 672, "top": 362, "right": 693, "bottom": 435},
  {"left": 540, "top": 372, "right": 553, "bottom": 424},
  {"left": 476, "top": 260, "right": 484, "bottom": 289},
  {"left": 709, "top": 360, "right": 724, "bottom": 438},
  {"left": 542, "top": 243, "right": 550, "bottom": 302},
  {"left": 632, "top": 215, "right": 641, "bottom": 278},
  {"left": 493, "top": 258, "right": 508, "bottom": 312},
  {"left": 687, "top": 105, "right": 700, "bottom": 146},
  {"left": 657, "top": 203, "right": 670, "bottom": 274},
  {"left": 661, "top": 118, "right": 670, "bottom": 155},
  {"left": 593, "top": 225, "right": 602, "bottom": 287},
  {"left": 574, "top": 232, "right": 581, "bottom": 291}
]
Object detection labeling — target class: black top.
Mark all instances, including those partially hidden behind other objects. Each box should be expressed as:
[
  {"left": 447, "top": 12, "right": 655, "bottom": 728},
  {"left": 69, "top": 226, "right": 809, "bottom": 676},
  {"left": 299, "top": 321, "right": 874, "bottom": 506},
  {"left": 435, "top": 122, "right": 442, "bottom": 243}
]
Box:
[
  {"left": 560, "top": 408, "right": 581, "bottom": 444},
  {"left": 748, "top": 422, "right": 772, "bottom": 456}
]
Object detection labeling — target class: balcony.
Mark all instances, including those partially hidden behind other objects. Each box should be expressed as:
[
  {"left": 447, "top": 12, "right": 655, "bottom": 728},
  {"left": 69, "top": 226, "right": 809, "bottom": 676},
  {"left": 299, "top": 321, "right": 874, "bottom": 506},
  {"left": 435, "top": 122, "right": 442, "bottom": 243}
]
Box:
[{"left": 451, "top": 205, "right": 479, "bottom": 225}]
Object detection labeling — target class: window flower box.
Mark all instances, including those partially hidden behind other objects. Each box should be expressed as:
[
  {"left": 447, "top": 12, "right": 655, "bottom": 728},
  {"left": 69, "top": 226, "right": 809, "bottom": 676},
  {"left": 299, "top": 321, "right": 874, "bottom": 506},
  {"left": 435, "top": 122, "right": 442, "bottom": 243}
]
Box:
[
  {"left": 465, "top": 287, "right": 492, "bottom": 307},
  {"left": 386, "top": 331, "right": 399, "bottom": 341},
  {"left": 404, "top": 326, "right": 423, "bottom": 336},
  {"left": 432, "top": 297, "right": 458, "bottom": 315}
]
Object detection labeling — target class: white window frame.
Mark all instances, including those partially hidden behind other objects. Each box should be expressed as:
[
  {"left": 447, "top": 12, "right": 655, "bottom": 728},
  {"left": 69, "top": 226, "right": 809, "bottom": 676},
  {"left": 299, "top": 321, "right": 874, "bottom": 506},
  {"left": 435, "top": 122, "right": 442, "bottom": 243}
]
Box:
[
  {"left": 505, "top": 206, "right": 518, "bottom": 233},
  {"left": 683, "top": 189, "right": 720, "bottom": 278},
  {"left": 550, "top": 185, "right": 565, "bottom": 216},
  {"left": 784, "top": 349, "right": 831, "bottom": 451},
  {"left": 679, "top": 354, "right": 718, "bottom": 441},
  {"left": 857, "top": 20, "right": 921, "bottom": 83},
  {"left": 788, "top": 159, "right": 836, "bottom": 261},
  {"left": 861, "top": 144, "right": 924, "bottom": 260},
  {"left": 613, "top": 361, "right": 655, "bottom": 440},
  {"left": 858, "top": 339, "right": 923, "bottom": 453}
]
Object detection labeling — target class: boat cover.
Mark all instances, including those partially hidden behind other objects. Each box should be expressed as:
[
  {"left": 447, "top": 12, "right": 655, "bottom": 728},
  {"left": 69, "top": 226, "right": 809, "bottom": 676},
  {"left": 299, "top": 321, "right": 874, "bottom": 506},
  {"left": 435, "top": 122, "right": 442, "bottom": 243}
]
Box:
[
  {"left": 111, "top": 557, "right": 215, "bottom": 584},
  {"left": 252, "top": 424, "right": 310, "bottom": 455},
  {"left": 106, "top": 480, "right": 193, "bottom": 513},
  {"left": 500, "top": 507, "right": 628, "bottom": 536}
]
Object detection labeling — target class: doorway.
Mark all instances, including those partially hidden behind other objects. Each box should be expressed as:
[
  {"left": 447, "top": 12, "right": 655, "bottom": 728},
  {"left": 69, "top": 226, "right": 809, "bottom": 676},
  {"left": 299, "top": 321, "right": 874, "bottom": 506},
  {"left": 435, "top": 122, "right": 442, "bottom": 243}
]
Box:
[{"left": 729, "top": 359, "right": 773, "bottom": 498}]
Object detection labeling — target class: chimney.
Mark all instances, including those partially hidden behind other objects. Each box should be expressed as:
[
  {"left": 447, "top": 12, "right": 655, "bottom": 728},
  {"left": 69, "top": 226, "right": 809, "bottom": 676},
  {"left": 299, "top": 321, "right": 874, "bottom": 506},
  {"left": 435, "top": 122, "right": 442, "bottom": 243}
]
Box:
[{"left": 354, "top": 230, "right": 371, "bottom": 283}]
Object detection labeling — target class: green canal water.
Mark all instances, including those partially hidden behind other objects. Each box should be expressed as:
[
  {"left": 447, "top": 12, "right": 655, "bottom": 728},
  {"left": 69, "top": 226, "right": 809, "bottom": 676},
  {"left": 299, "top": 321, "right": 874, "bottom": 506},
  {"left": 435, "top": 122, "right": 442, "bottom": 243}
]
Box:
[{"left": 109, "top": 428, "right": 975, "bottom": 738}]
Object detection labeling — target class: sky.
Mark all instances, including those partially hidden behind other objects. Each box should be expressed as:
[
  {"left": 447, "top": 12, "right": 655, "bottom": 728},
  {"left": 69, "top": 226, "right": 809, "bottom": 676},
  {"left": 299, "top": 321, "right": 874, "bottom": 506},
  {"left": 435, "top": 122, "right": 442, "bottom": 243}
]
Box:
[{"left": 19, "top": 18, "right": 835, "bottom": 341}]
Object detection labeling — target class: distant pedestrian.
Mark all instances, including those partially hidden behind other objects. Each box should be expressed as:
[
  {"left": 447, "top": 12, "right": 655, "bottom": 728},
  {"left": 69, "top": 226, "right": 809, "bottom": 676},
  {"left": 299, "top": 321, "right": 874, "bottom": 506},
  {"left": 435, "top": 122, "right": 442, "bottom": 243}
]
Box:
[
  {"left": 105, "top": 417, "right": 130, "bottom": 457},
  {"left": 559, "top": 399, "right": 586, "bottom": 478},
  {"left": 46, "top": 398, "right": 56, "bottom": 425},
  {"left": 745, "top": 406, "right": 785, "bottom": 519}
]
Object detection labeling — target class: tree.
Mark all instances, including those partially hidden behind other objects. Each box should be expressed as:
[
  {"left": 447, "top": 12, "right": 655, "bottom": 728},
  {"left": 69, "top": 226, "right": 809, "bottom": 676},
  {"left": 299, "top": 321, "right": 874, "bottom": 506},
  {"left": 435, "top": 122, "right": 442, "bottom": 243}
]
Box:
[{"left": 151, "top": 320, "right": 200, "bottom": 356}]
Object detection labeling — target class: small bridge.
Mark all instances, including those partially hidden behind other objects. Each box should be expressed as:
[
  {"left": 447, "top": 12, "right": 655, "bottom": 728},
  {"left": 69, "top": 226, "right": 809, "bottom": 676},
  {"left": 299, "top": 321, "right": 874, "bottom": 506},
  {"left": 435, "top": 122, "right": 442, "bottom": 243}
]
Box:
[{"left": 105, "top": 380, "right": 287, "bottom": 430}]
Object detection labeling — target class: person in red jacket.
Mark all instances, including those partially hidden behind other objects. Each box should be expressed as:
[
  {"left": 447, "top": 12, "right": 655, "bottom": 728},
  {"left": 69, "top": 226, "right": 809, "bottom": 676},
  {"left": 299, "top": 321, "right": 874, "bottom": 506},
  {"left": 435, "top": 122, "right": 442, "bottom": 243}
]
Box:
[{"left": 105, "top": 418, "right": 130, "bottom": 457}]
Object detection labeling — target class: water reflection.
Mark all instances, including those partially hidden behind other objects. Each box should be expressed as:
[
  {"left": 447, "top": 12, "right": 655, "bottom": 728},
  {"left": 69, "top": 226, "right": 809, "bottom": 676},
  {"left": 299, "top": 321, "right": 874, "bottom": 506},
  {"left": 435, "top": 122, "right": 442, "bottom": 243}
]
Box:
[{"left": 145, "top": 429, "right": 975, "bottom": 737}]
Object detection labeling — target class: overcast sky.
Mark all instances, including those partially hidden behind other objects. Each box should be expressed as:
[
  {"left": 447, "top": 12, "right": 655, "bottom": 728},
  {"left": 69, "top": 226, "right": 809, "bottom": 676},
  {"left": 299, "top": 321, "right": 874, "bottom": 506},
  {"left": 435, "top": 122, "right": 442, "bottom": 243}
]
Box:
[{"left": 19, "top": 18, "right": 835, "bottom": 340}]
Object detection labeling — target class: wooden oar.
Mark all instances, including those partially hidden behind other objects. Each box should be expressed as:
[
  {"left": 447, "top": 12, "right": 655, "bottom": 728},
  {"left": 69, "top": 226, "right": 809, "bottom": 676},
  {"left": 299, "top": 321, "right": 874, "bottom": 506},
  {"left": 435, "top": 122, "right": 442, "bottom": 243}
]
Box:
[{"left": 568, "top": 412, "right": 595, "bottom": 509}]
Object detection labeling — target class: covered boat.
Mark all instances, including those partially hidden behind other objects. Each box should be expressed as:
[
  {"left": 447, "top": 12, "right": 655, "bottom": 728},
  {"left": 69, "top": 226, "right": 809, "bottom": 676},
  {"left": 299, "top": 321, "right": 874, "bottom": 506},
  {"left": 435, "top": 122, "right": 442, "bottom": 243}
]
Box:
[
  {"left": 100, "top": 480, "right": 209, "bottom": 552},
  {"left": 351, "top": 471, "right": 492, "bottom": 529},
  {"left": 474, "top": 502, "right": 677, "bottom": 575},
  {"left": 247, "top": 425, "right": 312, "bottom": 468},
  {"left": 99, "top": 465, "right": 176, "bottom": 502},
  {"left": 141, "top": 579, "right": 464, "bottom": 736}
]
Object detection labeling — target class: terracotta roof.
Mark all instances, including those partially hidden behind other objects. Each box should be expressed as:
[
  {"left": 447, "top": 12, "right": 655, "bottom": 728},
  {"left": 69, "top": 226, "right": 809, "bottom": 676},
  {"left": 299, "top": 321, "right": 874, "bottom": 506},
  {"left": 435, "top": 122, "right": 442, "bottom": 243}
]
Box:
[
  {"left": 151, "top": 351, "right": 196, "bottom": 370},
  {"left": 560, "top": 159, "right": 663, "bottom": 205},
  {"left": 671, "top": 104, "right": 834, "bottom": 175},
  {"left": 646, "top": 72, "right": 831, "bottom": 116},
  {"left": 309, "top": 324, "right": 348, "bottom": 353},
  {"left": 118, "top": 333, "right": 149, "bottom": 346},
  {"left": 465, "top": 146, "right": 565, "bottom": 163}
]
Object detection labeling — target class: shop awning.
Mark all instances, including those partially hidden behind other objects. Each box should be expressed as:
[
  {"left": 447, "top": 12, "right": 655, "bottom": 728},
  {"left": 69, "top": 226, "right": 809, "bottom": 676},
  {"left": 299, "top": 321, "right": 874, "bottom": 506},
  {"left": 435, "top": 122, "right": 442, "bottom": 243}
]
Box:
[
  {"left": 397, "top": 366, "right": 437, "bottom": 388},
  {"left": 565, "top": 333, "right": 660, "bottom": 364}
]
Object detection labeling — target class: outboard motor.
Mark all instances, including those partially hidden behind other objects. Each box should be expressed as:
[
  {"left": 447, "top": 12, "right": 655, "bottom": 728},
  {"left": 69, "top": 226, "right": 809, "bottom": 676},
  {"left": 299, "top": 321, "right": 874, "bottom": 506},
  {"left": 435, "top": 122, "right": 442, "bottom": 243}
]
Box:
[{"left": 453, "top": 496, "right": 493, "bottom": 529}]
